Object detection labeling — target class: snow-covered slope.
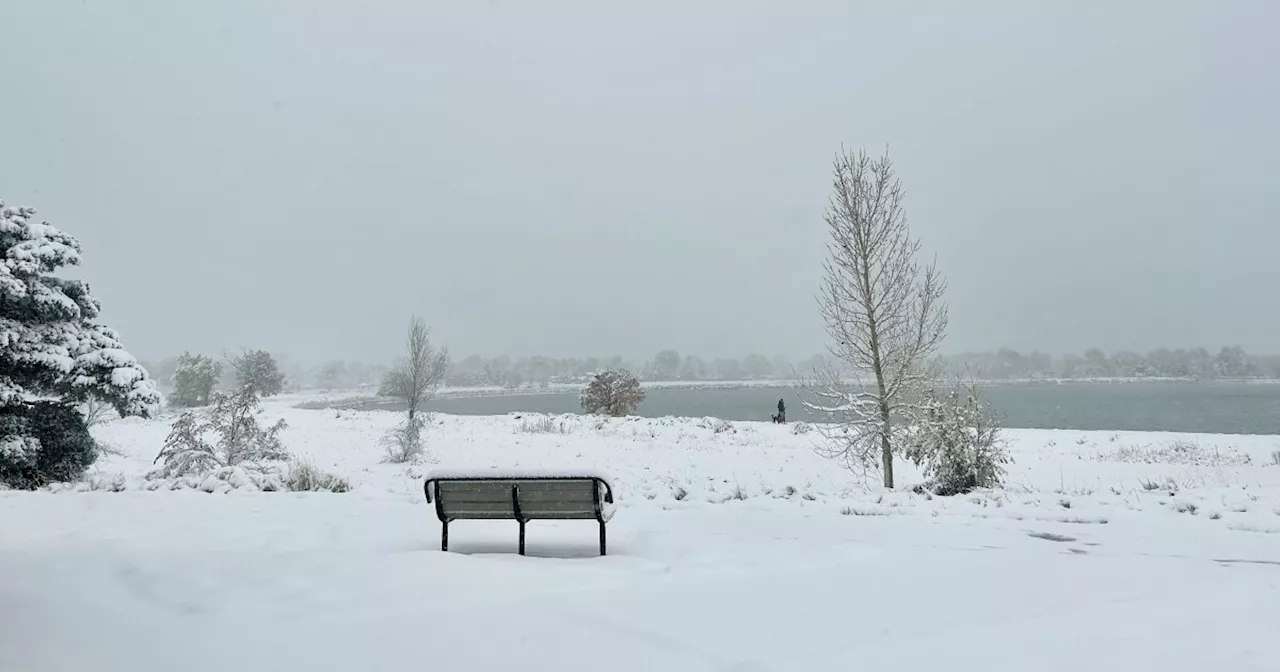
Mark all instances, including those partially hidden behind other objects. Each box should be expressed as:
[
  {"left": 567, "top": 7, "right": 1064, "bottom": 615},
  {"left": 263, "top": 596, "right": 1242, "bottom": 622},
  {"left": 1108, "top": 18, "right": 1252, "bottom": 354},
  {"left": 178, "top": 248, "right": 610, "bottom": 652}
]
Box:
[{"left": 2, "top": 398, "right": 1278, "bottom": 670}]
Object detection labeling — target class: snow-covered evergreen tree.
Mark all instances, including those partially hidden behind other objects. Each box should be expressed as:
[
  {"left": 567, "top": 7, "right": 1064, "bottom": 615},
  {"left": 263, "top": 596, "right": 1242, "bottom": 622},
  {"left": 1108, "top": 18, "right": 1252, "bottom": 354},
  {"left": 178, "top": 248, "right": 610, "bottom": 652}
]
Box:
[{"left": 0, "top": 200, "right": 159, "bottom": 417}]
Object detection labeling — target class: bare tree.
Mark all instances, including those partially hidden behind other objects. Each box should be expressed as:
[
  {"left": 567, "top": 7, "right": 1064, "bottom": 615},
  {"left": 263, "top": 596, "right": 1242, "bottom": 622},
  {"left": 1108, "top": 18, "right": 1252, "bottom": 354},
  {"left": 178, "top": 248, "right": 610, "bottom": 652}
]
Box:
[
  {"left": 380, "top": 316, "right": 448, "bottom": 463},
  {"left": 400, "top": 316, "right": 448, "bottom": 421},
  {"left": 804, "top": 147, "right": 948, "bottom": 488}
]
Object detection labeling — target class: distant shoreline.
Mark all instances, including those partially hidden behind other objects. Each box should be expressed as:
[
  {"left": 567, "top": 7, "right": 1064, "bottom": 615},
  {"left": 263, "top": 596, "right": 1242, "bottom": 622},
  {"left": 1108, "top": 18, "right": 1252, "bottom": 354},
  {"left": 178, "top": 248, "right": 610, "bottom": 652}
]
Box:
[
  {"left": 290, "top": 376, "right": 1280, "bottom": 411},
  {"left": 434, "top": 376, "right": 1280, "bottom": 399}
]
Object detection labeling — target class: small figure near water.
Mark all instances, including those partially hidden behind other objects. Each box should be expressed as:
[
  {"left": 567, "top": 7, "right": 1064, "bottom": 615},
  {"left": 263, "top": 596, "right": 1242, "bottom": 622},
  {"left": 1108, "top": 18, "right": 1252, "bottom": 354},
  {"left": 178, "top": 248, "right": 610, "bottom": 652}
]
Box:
[{"left": 772, "top": 398, "right": 786, "bottom": 424}]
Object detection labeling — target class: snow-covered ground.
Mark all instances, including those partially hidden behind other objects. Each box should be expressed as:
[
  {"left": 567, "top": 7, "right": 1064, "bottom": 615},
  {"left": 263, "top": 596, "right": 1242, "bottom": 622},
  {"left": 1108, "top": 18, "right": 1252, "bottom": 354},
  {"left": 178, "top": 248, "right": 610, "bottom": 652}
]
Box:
[{"left": 3, "top": 397, "right": 1279, "bottom": 670}]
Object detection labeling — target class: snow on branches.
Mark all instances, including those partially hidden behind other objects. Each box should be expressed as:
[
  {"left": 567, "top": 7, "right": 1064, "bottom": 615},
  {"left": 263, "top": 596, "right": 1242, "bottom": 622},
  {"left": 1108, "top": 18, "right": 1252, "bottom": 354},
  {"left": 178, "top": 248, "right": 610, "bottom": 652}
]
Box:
[
  {"left": 802, "top": 148, "right": 947, "bottom": 488},
  {"left": 1, "top": 200, "right": 159, "bottom": 417},
  {"left": 580, "top": 368, "right": 645, "bottom": 417},
  {"left": 153, "top": 384, "right": 287, "bottom": 478}
]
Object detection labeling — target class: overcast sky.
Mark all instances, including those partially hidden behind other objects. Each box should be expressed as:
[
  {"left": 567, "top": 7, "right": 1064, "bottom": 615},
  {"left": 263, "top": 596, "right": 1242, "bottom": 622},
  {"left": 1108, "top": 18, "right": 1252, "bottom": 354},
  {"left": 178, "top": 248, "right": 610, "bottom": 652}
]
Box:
[{"left": 3, "top": 0, "right": 1276, "bottom": 364}]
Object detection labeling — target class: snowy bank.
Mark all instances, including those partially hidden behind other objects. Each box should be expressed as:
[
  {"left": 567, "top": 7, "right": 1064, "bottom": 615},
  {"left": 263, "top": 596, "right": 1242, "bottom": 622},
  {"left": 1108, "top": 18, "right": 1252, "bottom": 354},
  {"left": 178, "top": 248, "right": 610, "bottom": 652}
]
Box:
[{"left": 69, "top": 400, "right": 1280, "bottom": 525}]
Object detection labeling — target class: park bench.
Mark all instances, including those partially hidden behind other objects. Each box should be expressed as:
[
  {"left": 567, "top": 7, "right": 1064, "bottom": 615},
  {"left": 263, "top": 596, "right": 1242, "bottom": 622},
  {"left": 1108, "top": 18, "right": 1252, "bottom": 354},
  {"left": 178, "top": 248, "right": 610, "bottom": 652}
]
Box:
[{"left": 423, "top": 468, "right": 616, "bottom": 556}]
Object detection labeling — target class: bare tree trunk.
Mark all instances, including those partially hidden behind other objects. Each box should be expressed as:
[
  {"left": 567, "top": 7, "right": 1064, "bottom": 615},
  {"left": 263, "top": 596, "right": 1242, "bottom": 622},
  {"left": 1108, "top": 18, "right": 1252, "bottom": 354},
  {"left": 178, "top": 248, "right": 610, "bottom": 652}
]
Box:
[{"left": 879, "top": 401, "right": 894, "bottom": 487}]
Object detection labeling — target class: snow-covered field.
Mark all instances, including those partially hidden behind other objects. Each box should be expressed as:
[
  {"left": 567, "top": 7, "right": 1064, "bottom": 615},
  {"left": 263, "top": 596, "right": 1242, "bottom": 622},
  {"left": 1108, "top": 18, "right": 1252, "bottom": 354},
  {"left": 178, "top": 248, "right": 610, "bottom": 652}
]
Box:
[{"left": 3, "top": 397, "right": 1280, "bottom": 670}]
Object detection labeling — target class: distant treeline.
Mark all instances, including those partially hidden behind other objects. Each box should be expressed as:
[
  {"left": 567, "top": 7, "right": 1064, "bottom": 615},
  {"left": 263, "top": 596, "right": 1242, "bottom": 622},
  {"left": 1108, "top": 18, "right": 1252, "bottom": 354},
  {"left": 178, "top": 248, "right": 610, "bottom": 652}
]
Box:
[
  {"left": 140, "top": 345, "right": 1280, "bottom": 394},
  {"left": 937, "top": 346, "right": 1280, "bottom": 380},
  {"left": 446, "top": 346, "right": 1280, "bottom": 386},
  {"left": 444, "top": 351, "right": 819, "bottom": 388},
  {"left": 139, "top": 350, "right": 815, "bottom": 393}
]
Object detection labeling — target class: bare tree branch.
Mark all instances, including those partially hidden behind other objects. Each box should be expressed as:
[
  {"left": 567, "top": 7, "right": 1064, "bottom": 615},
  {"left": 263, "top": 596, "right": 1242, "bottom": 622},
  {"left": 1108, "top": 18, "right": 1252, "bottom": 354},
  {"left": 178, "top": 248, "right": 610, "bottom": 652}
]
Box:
[
  {"left": 80, "top": 395, "right": 115, "bottom": 428},
  {"left": 402, "top": 316, "right": 449, "bottom": 422},
  {"left": 800, "top": 146, "right": 948, "bottom": 488},
  {"left": 380, "top": 316, "right": 449, "bottom": 463}
]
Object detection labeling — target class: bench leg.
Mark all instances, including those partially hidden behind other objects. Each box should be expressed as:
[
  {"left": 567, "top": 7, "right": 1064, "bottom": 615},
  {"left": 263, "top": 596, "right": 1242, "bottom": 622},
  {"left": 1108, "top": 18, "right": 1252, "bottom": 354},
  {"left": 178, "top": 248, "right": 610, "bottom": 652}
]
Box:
[
  {"left": 441, "top": 521, "right": 449, "bottom": 552},
  {"left": 599, "top": 521, "right": 607, "bottom": 556},
  {"left": 518, "top": 520, "right": 526, "bottom": 556}
]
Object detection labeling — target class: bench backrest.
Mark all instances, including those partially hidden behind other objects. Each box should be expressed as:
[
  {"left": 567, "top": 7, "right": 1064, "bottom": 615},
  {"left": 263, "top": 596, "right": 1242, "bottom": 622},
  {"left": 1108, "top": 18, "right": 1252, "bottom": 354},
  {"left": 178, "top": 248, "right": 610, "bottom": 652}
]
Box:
[{"left": 430, "top": 478, "right": 603, "bottom": 521}]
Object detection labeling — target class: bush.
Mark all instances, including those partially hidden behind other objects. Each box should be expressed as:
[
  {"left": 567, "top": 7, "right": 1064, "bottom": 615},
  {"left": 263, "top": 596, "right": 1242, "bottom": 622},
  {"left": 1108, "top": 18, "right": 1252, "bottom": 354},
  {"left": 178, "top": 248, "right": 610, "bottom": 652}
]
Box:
[
  {"left": 516, "top": 415, "right": 569, "bottom": 434},
  {"left": 580, "top": 368, "right": 645, "bottom": 417},
  {"left": 0, "top": 401, "right": 97, "bottom": 489},
  {"left": 152, "top": 384, "right": 287, "bottom": 478},
  {"left": 285, "top": 457, "right": 351, "bottom": 492},
  {"left": 904, "top": 381, "right": 1009, "bottom": 496},
  {"left": 380, "top": 413, "right": 427, "bottom": 463},
  {"left": 1097, "top": 439, "right": 1251, "bottom": 467}
]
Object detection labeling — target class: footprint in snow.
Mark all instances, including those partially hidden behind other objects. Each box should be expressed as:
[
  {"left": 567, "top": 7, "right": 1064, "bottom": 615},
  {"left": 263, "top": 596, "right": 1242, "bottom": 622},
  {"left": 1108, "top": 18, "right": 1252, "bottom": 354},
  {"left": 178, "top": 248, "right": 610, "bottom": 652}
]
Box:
[{"left": 1026, "top": 531, "right": 1077, "bottom": 543}]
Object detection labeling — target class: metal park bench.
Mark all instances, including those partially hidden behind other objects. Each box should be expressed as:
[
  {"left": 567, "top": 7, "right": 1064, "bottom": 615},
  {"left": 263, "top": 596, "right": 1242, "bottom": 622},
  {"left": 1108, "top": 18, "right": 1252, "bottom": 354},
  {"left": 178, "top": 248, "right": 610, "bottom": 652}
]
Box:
[{"left": 423, "top": 468, "right": 616, "bottom": 556}]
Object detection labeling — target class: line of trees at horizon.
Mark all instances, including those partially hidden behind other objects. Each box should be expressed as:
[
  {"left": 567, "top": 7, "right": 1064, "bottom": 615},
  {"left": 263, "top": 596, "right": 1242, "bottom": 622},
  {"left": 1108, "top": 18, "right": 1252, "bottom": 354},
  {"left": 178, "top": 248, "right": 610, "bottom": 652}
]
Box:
[
  {"left": 139, "top": 351, "right": 822, "bottom": 393},
  {"left": 445, "top": 351, "right": 826, "bottom": 388},
  {"left": 938, "top": 345, "right": 1280, "bottom": 380},
  {"left": 138, "top": 343, "right": 1280, "bottom": 396}
]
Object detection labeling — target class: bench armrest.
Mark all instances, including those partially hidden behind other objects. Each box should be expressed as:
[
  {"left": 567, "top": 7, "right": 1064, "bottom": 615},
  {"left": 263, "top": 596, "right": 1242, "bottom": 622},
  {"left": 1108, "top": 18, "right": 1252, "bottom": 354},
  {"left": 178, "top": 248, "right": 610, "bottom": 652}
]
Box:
[
  {"left": 595, "top": 477, "right": 614, "bottom": 504},
  {"left": 423, "top": 479, "right": 435, "bottom": 503}
]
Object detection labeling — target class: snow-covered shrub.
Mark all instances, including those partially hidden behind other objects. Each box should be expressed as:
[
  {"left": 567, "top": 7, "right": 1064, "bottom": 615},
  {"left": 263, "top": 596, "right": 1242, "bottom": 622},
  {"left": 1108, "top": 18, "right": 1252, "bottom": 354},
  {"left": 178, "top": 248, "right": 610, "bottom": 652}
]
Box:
[
  {"left": 1171, "top": 500, "right": 1199, "bottom": 515},
  {"left": 284, "top": 457, "right": 350, "bottom": 493},
  {"left": 0, "top": 401, "right": 97, "bottom": 489},
  {"left": 1140, "top": 476, "right": 1179, "bottom": 493},
  {"left": 141, "top": 465, "right": 286, "bottom": 493},
  {"left": 1098, "top": 439, "right": 1251, "bottom": 467},
  {"left": 791, "top": 421, "right": 813, "bottom": 435},
  {"left": 1269, "top": 449, "right": 1280, "bottom": 466},
  {"left": 904, "top": 381, "right": 1009, "bottom": 496},
  {"left": 170, "top": 352, "right": 222, "bottom": 407},
  {"left": 695, "top": 416, "right": 734, "bottom": 433},
  {"left": 580, "top": 368, "right": 645, "bottom": 417},
  {"left": 152, "top": 384, "right": 287, "bottom": 478},
  {"left": 230, "top": 349, "right": 287, "bottom": 397},
  {"left": 380, "top": 413, "right": 427, "bottom": 463},
  {"left": 84, "top": 471, "right": 127, "bottom": 492},
  {"left": 516, "top": 415, "right": 569, "bottom": 434}
]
